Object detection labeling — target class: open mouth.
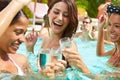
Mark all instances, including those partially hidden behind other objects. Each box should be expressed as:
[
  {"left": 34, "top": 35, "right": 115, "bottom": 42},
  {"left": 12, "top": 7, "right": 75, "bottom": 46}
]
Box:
[
  {"left": 110, "top": 34, "right": 117, "bottom": 39},
  {"left": 53, "top": 21, "right": 63, "bottom": 27},
  {"left": 11, "top": 43, "right": 20, "bottom": 51}
]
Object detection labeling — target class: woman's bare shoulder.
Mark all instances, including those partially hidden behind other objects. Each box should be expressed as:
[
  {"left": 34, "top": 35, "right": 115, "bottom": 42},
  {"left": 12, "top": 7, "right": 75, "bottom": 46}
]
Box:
[{"left": 11, "top": 54, "right": 28, "bottom": 64}]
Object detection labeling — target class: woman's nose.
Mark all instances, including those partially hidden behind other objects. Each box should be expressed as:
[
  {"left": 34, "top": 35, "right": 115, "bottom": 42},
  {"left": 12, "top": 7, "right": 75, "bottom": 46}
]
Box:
[
  {"left": 109, "top": 25, "right": 114, "bottom": 33},
  {"left": 58, "top": 14, "right": 63, "bottom": 21},
  {"left": 19, "top": 35, "right": 25, "bottom": 42}
]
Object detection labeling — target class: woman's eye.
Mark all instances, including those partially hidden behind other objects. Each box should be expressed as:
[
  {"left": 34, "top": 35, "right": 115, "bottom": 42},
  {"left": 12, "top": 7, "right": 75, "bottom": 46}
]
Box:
[
  {"left": 53, "top": 11, "right": 59, "bottom": 14},
  {"left": 14, "top": 30, "right": 23, "bottom": 35},
  {"left": 115, "top": 25, "right": 120, "bottom": 28},
  {"left": 16, "top": 31, "right": 22, "bottom": 35},
  {"left": 63, "top": 13, "right": 69, "bottom": 17},
  {"left": 108, "top": 23, "right": 111, "bottom": 26}
]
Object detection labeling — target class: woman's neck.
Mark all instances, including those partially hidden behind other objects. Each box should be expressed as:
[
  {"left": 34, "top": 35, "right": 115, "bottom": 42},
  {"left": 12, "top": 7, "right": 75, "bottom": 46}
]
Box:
[
  {"left": 0, "top": 49, "right": 9, "bottom": 60},
  {"left": 49, "top": 29, "right": 62, "bottom": 41},
  {"left": 47, "top": 30, "right": 62, "bottom": 48}
]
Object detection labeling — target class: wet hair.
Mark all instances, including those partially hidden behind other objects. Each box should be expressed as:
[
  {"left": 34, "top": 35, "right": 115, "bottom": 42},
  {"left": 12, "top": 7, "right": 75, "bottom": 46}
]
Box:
[
  {"left": 48, "top": 0, "right": 78, "bottom": 38},
  {"left": 0, "top": 0, "right": 28, "bottom": 25}
]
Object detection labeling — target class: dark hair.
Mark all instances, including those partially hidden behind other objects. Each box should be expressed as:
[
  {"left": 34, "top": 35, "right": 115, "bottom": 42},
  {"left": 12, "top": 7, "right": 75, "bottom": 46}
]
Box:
[
  {"left": 0, "top": 0, "right": 28, "bottom": 25},
  {"left": 48, "top": 0, "right": 78, "bottom": 38},
  {"left": 84, "top": 16, "right": 92, "bottom": 23}
]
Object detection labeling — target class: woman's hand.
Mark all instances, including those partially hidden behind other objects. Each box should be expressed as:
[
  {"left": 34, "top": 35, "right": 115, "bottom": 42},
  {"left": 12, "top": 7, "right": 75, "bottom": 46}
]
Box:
[
  {"left": 25, "top": 28, "right": 39, "bottom": 52},
  {"left": 54, "top": 60, "right": 67, "bottom": 72},
  {"left": 62, "top": 49, "right": 90, "bottom": 73},
  {"left": 40, "top": 63, "right": 55, "bottom": 79},
  {"left": 38, "top": 60, "right": 66, "bottom": 79},
  {"left": 98, "top": 14, "right": 107, "bottom": 29}
]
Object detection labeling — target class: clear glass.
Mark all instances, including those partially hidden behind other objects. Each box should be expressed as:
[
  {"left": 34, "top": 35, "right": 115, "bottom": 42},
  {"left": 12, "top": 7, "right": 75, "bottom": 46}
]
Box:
[
  {"left": 59, "top": 37, "right": 71, "bottom": 48},
  {"left": 59, "top": 37, "right": 79, "bottom": 79},
  {"left": 59, "top": 37, "right": 72, "bottom": 57},
  {"left": 50, "top": 46, "right": 65, "bottom": 77},
  {"left": 38, "top": 48, "right": 51, "bottom": 69},
  {"left": 50, "top": 46, "right": 62, "bottom": 62}
]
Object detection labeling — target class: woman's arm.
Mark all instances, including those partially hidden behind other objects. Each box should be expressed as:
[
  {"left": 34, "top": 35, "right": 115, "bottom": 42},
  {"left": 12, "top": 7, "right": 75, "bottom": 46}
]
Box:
[
  {"left": 0, "top": 0, "right": 31, "bottom": 37},
  {"left": 96, "top": 14, "right": 111, "bottom": 56}
]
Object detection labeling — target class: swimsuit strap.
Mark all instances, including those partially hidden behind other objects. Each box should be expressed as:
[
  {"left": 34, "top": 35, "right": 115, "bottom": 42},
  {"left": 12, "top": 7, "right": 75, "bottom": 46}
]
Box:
[{"left": 8, "top": 55, "right": 25, "bottom": 76}]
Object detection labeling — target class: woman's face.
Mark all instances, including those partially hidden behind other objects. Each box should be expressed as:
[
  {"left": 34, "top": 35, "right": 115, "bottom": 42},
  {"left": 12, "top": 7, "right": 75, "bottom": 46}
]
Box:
[
  {"left": 48, "top": 1, "right": 69, "bottom": 35},
  {"left": 108, "top": 14, "right": 120, "bottom": 43},
  {"left": 0, "top": 15, "right": 29, "bottom": 54}
]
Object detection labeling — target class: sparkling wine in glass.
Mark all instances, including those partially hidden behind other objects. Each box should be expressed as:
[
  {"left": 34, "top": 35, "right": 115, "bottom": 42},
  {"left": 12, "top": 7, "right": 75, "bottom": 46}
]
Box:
[{"left": 38, "top": 48, "right": 51, "bottom": 69}]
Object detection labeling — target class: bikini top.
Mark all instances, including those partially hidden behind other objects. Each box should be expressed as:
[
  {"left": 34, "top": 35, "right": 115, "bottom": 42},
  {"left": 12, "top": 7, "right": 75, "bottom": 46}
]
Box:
[{"left": 9, "top": 56, "right": 25, "bottom": 76}]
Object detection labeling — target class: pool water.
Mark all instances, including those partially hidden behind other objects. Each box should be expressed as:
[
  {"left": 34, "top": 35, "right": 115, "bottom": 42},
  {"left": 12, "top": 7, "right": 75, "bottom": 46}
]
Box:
[
  {"left": 73, "top": 38, "right": 114, "bottom": 74},
  {"left": 16, "top": 37, "right": 120, "bottom": 79}
]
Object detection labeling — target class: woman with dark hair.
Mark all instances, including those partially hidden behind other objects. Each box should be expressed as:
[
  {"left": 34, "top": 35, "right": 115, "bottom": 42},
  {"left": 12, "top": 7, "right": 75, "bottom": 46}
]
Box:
[
  {"left": 26, "top": 0, "right": 90, "bottom": 73},
  {"left": 0, "top": 0, "right": 58, "bottom": 78},
  {"left": 0, "top": 0, "right": 30, "bottom": 37},
  {"left": 97, "top": 4, "right": 120, "bottom": 67},
  {"left": 0, "top": 0, "right": 31, "bottom": 75}
]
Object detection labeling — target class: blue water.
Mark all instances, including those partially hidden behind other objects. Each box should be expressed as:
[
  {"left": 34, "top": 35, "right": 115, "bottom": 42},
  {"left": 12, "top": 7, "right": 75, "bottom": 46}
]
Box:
[
  {"left": 16, "top": 37, "right": 119, "bottom": 80},
  {"left": 73, "top": 38, "right": 115, "bottom": 74}
]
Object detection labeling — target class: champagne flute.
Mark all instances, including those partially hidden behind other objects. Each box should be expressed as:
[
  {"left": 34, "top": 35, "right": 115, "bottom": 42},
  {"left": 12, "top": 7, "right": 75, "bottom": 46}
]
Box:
[
  {"left": 59, "top": 37, "right": 77, "bottom": 77},
  {"left": 59, "top": 37, "right": 72, "bottom": 57},
  {"left": 38, "top": 48, "right": 51, "bottom": 69},
  {"left": 50, "top": 46, "right": 67, "bottom": 78},
  {"left": 50, "top": 46, "right": 62, "bottom": 62}
]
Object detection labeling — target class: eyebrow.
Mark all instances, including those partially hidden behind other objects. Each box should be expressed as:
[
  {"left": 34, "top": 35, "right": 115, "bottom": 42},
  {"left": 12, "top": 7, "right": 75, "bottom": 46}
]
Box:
[
  {"left": 54, "top": 8, "right": 68, "bottom": 13},
  {"left": 114, "top": 23, "right": 120, "bottom": 25}
]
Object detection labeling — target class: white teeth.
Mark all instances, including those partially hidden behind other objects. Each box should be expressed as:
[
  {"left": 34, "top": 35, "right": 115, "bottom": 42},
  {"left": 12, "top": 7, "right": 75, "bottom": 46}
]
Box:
[
  {"left": 12, "top": 43, "right": 19, "bottom": 48},
  {"left": 111, "top": 34, "right": 116, "bottom": 37},
  {"left": 111, "top": 34, "right": 114, "bottom": 36},
  {"left": 54, "top": 21, "right": 62, "bottom": 26},
  {"left": 110, "top": 34, "right": 117, "bottom": 39}
]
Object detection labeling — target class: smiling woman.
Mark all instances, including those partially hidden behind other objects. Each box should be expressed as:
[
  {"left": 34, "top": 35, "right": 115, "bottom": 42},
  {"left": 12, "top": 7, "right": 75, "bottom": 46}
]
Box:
[
  {"left": 97, "top": 4, "right": 120, "bottom": 67},
  {"left": 0, "top": 0, "right": 68, "bottom": 79},
  {"left": 0, "top": 0, "right": 31, "bottom": 75},
  {"left": 25, "top": 0, "right": 90, "bottom": 74}
]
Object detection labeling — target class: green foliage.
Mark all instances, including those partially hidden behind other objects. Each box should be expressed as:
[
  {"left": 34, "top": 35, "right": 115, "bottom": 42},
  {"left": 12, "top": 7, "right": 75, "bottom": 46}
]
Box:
[
  {"left": 86, "top": 0, "right": 104, "bottom": 18},
  {"left": 112, "top": 0, "right": 120, "bottom": 6},
  {"left": 75, "top": 0, "right": 120, "bottom": 18},
  {"left": 23, "top": 6, "right": 33, "bottom": 18},
  {"left": 75, "top": 0, "right": 88, "bottom": 9},
  {"left": 41, "top": 0, "right": 48, "bottom": 3},
  {"left": 75, "top": 0, "right": 104, "bottom": 18}
]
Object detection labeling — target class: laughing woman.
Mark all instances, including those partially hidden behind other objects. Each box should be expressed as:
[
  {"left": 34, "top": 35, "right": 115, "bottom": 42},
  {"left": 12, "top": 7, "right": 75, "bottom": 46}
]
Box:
[
  {"left": 0, "top": 0, "right": 31, "bottom": 75},
  {"left": 0, "top": 0, "right": 30, "bottom": 37},
  {"left": 25, "top": 0, "right": 90, "bottom": 74},
  {"left": 0, "top": 0, "right": 58, "bottom": 78},
  {"left": 97, "top": 4, "right": 120, "bottom": 67}
]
